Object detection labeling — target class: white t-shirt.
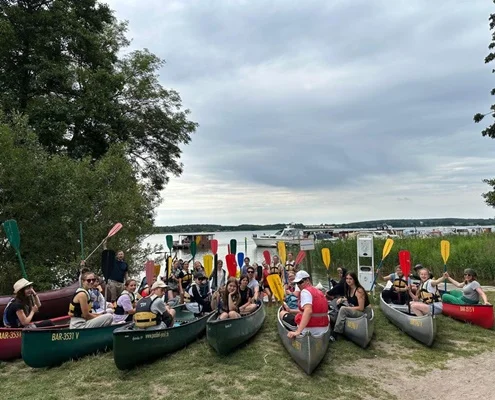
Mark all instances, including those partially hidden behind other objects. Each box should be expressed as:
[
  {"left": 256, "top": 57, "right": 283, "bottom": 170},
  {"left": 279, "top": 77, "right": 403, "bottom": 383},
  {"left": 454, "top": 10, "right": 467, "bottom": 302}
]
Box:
[{"left": 299, "top": 289, "right": 328, "bottom": 336}]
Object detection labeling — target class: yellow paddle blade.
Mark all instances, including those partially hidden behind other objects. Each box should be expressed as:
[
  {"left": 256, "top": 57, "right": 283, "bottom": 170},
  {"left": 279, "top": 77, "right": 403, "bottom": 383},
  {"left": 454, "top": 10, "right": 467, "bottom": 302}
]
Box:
[
  {"left": 277, "top": 241, "right": 287, "bottom": 265},
  {"left": 203, "top": 254, "right": 213, "bottom": 278},
  {"left": 321, "top": 248, "right": 331, "bottom": 269},
  {"left": 236, "top": 267, "right": 240, "bottom": 279},
  {"left": 195, "top": 235, "right": 201, "bottom": 245},
  {"left": 441, "top": 240, "right": 450, "bottom": 264},
  {"left": 382, "top": 238, "right": 394, "bottom": 260},
  {"left": 267, "top": 274, "right": 285, "bottom": 302},
  {"left": 167, "top": 256, "right": 172, "bottom": 277},
  {"left": 154, "top": 263, "right": 161, "bottom": 277}
]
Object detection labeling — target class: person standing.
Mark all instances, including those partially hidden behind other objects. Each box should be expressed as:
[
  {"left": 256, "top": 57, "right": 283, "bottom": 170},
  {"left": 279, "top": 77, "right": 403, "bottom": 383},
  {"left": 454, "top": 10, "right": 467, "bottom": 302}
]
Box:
[
  {"left": 240, "top": 257, "right": 251, "bottom": 275},
  {"left": 103, "top": 240, "right": 129, "bottom": 302},
  {"left": 210, "top": 259, "right": 226, "bottom": 292}
]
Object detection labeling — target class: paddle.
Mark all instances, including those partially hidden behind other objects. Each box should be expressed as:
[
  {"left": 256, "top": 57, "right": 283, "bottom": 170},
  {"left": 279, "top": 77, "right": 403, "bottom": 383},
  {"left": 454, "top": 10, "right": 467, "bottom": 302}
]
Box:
[
  {"left": 79, "top": 221, "right": 85, "bottom": 260},
  {"left": 441, "top": 240, "right": 450, "bottom": 291},
  {"left": 398, "top": 250, "right": 411, "bottom": 305},
  {"left": 190, "top": 241, "right": 197, "bottom": 263},
  {"left": 2, "top": 219, "right": 28, "bottom": 279},
  {"left": 322, "top": 248, "right": 331, "bottom": 288},
  {"left": 154, "top": 263, "right": 161, "bottom": 279},
  {"left": 204, "top": 254, "right": 213, "bottom": 278},
  {"left": 195, "top": 235, "right": 201, "bottom": 245},
  {"left": 166, "top": 235, "right": 173, "bottom": 255},
  {"left": 230, "top": 239, "right": 237, "bottom": 255},
  {"left": 294, "top": 250, "right": 306, "bottom": 268},
  {"left": 369, "top": 238, "right": 394, "bottom": 292},
  {"left": 225, "top": 254, "right": 237, "bottom": 278},
  {"left": 278, "top": 241, "right": 288, "bottom": 283},
  {"left": 263, "top": 250, "right": 271, "bottom": 265},
  {"left": 145, "top": 260, "right": 155, "bottom": 294},
  {"left": 267, "top": 274, "right": 285, "bottom": 303},
  {"left": 211, "top": 239, "right": 219, "bottom": 289},
  {"left": 84, "top": 223, "right": 123, "bottom": 262},
  {"left": 237, "top": 252, "right": 245, "bottom": 274},
  {"left": 166, "top": 256, "right": 172, "bottom": 284}
]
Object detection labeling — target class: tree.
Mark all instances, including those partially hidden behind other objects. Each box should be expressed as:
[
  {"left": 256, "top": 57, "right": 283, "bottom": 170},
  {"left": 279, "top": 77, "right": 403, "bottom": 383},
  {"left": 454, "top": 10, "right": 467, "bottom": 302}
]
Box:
[
  {"left": 0, "top": 0, "right": 197, "bottom": 193},
  {"left": 0, "top": 114, "right": 158, "bottom": 294},
  {"left": 474, "top": 4, "right": 495, "bottom": 207}
]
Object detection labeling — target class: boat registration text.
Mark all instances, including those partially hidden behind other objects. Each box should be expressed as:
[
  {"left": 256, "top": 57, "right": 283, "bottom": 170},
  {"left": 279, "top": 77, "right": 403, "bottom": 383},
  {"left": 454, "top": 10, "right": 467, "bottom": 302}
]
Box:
[
  {"left": 0, "top": 331, "right": 21, "bottom": 340},
  {"left": 459, "top": 306, "right": 475, "bottom": 313},
  {"left": 52, "top": 332, "right": 80, "bottom": 341}
]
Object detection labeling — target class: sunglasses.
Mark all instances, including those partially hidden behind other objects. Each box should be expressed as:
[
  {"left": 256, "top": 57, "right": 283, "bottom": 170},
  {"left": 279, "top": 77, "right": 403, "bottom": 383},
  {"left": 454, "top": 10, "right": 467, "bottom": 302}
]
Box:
[
  {"left": 86, "top": 278, "right": 96, "bottom": 283},
  {"left": 464, "top": 273, "right": 472, "bottom": 276},
  {"left": 247, "top": 271, "right": 254, "bottom": 274}
]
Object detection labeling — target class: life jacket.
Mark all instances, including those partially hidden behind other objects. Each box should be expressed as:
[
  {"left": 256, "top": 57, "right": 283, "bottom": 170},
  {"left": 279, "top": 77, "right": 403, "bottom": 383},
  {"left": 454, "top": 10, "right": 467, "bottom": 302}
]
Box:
[
  {"left": 295, "top": 286, "right": 329, "bottom": 327},
  {"left": 2, "top": 298, "right": 16, "bottom": 327},
  {"left": 419, "top": 279, "right": 441, "bottom": 304},
  {"left": 134, "top": 296, "right": 161, "bottom": 328},
  {"left": 180, "top": 269, "right": 192, "bottom": 288},
  {"left": 269, "top": 263, "right": 281, "bottom": 275},
  {"left": 68, "top": 288, "right": 92, "bottom": 318},
  {"left": 285, "top": 261, "right": 296, "bottom": 272},
  {"left": 114, "top": 290, "right": 136, "bottom": 315},
  {"left": 392, "top": 275, "right": 408, "bottom": 291}
]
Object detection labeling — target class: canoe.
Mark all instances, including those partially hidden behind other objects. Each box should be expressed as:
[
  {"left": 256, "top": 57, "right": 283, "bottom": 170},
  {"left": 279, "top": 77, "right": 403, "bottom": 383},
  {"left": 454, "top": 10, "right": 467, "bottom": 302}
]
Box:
[
  {"left": 113, "top": 304, "right": 213, "bottom": 370},
  {"left": 22, "top": 322, "right": 120, "bottom": 368},
  {"left": 0, "top": 281, "right": 78, "bottom": 325},
  {"left": 341, "top": 308, "right": 374, "bottom": 348},
  {"left": 0, "top": 316, "right": 70, "bottom": 361},
  {"left": 207, "top": 303, "right": 266, "bottom": 355},
  {"left": 442, "top": 302, "right": 494, "bottom": 329},
  {"left": 379, "top": 293, "right": 436, "bottom": 346},
  {"left": 276, "top": 306, "right": 330, "bottom": 375}
]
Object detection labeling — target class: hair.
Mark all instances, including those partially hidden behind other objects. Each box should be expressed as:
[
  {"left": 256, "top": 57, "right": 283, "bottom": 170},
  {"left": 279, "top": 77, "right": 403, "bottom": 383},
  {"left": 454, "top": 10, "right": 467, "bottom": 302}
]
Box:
[
  {"left": 81, "top": 271, "right": 95, "bottom": 281},
  {"left": 344, "top": 272, "right": 370, "bottom": 304},
  {"left": 239, "top": 274, "right": 249, "bottom": 284},
  {"left": 244, "top": 257, "right": 250, "bottom": 262},
  {"left": 125, "top": 279, "right": 137, "bottom": 288},
  {"left": 221, "top": 277, "right": 240, "bottom": 306},
  {"left": 463, "top": 268, "right": 477, "bottom": 283},
  {"left": 15, "top": 285, "right": 30, "bottom": 305}
]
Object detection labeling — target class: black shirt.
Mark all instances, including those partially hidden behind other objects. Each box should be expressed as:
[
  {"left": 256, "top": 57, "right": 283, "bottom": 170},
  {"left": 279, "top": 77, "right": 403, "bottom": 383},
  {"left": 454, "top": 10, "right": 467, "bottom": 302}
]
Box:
[
  {"left": 4, "top": 298, "right": 28, "bottom": 328},
  {"left": 239, "top": 287, "right": 253, "bottom": 307}
]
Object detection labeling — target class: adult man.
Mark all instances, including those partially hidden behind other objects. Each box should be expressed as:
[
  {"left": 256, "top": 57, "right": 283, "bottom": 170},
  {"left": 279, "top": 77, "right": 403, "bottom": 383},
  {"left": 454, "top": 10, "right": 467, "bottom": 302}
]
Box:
[
  {"left": 103, "top": 241, "right": 129, "bottom": 302},
  {"left": 279, "top": 271, "right": 329, "bottom": 338},
  {"left": 134, "top": 281, "right": 176, "bottom": 330},
  {"left": 240, "top": 257, "right": 251, "bottom": 276},
  {"left": 246, "top": 266, "right": 260, "bottom": 302}
]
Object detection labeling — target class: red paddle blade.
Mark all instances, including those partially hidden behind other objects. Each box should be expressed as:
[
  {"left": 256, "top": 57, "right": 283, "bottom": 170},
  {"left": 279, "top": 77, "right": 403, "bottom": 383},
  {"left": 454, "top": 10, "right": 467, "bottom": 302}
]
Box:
[
  {"left": 145, "top": 260, "right": 155, "bottom": 289},
  {"left": 225, "top": 254, "right": 237, "bottom": 278},
  {"left": 399, "top": 250, "right": 411, "bottom": 277},
  {"left": 107, "top": 223, "right": 123, "bottom": 238},
  {"left": 211, "top": 239, "right": 218, "bottom": 255},
  {"left": 295, "top": 250, "right": 306, "bottom": 265},
  {"left": 263, "top": 250, "right": 271, "bottom": 265}
]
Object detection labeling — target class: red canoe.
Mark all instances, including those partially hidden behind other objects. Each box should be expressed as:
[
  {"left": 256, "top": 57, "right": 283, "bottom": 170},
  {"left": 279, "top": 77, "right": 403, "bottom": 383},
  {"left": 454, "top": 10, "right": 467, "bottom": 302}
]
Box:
[
  {"left": 0, "top": 282, "right": 78, "bottom": 325},
  {"left": 442, "top": 303, "right": 494, "bottom": 329},
  {"left": 0, "top": 315, "right": 70, "bottom": 360}
]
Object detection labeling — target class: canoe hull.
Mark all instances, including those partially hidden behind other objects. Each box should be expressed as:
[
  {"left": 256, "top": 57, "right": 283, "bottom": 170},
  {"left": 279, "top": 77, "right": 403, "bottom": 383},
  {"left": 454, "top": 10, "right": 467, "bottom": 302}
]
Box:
[
  {"left": 207, "top": 304, "right": 266, "bottom": 355},
  {"left": 276, "top": 307, "right": 330, "bottom": 375},
  {"left": 380, "top": 294, "right": 436, "bottom": 346},
  {"left": 342, "top": 308, "right": 374, "bottom": 348},
  {"left": 442, "top": 302, "right": 494, "bottom": 329},
  {"left": 0, "top": 316, "right": 70, "bottom": 361},
  {"left": 22, "top": 323, "right": 119, "bottom": 368},
  {"left": 113, "top": 305, "right": 213, "bottom": 370}
]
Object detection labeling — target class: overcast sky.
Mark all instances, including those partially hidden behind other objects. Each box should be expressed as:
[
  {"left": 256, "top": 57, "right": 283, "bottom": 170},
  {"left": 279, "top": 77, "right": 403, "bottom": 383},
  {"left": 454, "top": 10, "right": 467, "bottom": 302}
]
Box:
[{"left": 106, "top": 0, "right": 495, "bottom": 226}]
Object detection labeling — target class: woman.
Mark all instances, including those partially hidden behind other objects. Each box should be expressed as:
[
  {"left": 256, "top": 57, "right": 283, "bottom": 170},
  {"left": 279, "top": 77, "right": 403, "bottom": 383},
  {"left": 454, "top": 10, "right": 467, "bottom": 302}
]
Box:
[
  {"left": 211, "top": 277, "right": 241, "bottom": 320},
  {"left": 113, "top": 279, "right": 138, "bottom": 323},
  {"left": 238, "top": 274, "right": 257, "bottom": 314},
  {"left": 284, "top": 271, "right": 299, "bottom": 309},
  {"left": 193, "top": 261, "right": 205, "bottom": 274},
  {"left": 331, "top": 272, "right": 372, "bottom": 340},
  {"left": 407, "top": 267, "right": 444, "bottom": 316},
  {"left": 69, "top": 272, "right": 114, "bottom": 329},
  {"left": 262, "top": 261, "right": 273, "bottom": 306},
  {"left": 442, "top": 269, "right": 491, "bottom": 305},
  {"left": 3, "top": 278, "right": 53, "bottom": 328},
  {"left": 326, "top": 267, "right": 347, "bottom": 300},
  {"left": 90, "top": 276, "right": 114, "bottom": 314}
]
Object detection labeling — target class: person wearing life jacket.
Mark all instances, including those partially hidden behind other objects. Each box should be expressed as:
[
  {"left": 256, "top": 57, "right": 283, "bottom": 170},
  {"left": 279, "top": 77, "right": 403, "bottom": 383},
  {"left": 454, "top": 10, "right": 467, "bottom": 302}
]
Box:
[
  {"left": 3, "top": 278, "right": 54, "bottom": 328},
  {"left": 69, "top": 272, "right": 114, "bottom": 329},
  {"left": 407, "top": 267, "right": 445, "bottom": 316},
  {"left": 178, "top": 261, "right": 192, "bottom": 292},
  {"left": 285, "top": 252, "right": 296, "bottom": 273},
  {"left": 409, "top": 264, "right": 433, "bottom": 295},
  {"left": 381, "top": 266, "right": 410, "bottom": 305},
  {"left": 113, "top": 279, "right": 138, "bottom": 323},
  {"left": 279, "top": 271, "right": 329, "bottom": 339},
  {"left": 269, "top": 255, "right": 283, "bottom": 277},
  {"left": 331, "top": 272, "right": 372, "bottom": 341},
  {"left": 134, "top": 281, "right": 176, "bottom": 330},
  {"left": 184, "top": 273, "right": 212, "bottom": 315},
  {"left": 261, "top": 261, "right": 273, "bottom": 306}
]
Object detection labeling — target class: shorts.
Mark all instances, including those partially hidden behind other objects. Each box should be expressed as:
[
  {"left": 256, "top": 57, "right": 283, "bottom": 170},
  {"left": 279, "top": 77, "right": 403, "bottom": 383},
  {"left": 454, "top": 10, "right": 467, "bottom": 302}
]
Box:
[{"left": 282, "top": 313, "right": 297, "bottom": 327}]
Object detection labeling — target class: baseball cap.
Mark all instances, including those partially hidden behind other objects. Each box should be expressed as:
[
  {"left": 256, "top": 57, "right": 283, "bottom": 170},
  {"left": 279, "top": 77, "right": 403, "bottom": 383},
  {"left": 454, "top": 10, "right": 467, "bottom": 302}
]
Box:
[
  {"left": 293, "top": 270, "right": 310, "bottom": 283},
  {"left": 151, "top": 281, "right": 168, "bottom": 290}
]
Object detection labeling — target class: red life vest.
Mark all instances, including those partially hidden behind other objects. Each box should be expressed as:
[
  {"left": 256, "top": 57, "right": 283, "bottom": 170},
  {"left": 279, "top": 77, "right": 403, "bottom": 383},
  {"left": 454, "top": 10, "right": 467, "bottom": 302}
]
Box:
[{"left": 295, "top": 285, "right": 329, "bottom": 327}]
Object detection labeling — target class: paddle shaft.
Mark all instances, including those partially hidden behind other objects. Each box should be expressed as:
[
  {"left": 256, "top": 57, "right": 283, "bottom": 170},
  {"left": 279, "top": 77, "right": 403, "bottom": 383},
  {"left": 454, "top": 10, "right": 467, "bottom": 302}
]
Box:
[
  {"left": 444, "top": 263, "right": 447, "bottom": 292},
  {"left": 369, "top": 259, "right": 385, "bottom": 292},
  {"left": 16, "top": 250, "right": 28, "bottom": 279}
]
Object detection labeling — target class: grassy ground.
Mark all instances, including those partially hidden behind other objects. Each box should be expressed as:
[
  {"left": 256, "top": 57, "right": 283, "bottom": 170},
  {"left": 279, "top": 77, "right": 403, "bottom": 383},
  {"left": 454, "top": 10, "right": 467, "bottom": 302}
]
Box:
[{"left": 1, "top": 293, "right": 494, "bottom": 400}]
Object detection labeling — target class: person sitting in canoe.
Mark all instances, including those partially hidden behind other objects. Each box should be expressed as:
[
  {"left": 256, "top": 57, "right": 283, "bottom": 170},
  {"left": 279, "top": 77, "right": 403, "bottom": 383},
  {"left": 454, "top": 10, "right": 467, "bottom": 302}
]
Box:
[
  {"left": 246, "top": 266, "right": 260, "bottom": 303},
  {"left": 69, "top": 272, "right": 114, "bottom": 329},
  {"left": 238, "top": 274, "right": 258, "bottom": 314},
  {"left": 330, "top": 272, "right": 372, "bottom": 341},
  {"left": 279, "top": 271, "right": 329, "bottom": 338},
  {"left": 113, "top": 279, "right": 138, "bottom": 323},
  {"left": 90, "top": 276, "right": 114, "bottom": 314},
  {"left": 326, "top": 267, "right": 347, "bottom": 300},
  {"left": 262, "top": 261, "right": 274, "bottom": 306},
  {"left": 442, "top": 269, "right": 491, "bottom": 306},
  {"left": 140, "top": 276, "right": 157, "bottom": 298},
  {"left": 179, "top": 261, "right": 192, "bottom": 292},
  {"left": 167, "top": 261, "right": 181, "bottom": 300},
  {"left": 211, "top": 277, "right": 241, "bottom": 320},
  {"left": 409, "top": 264, "right": 433, "bottom": 294},
  {"left": 134, "top": 281, "right": 176, "bottom": 330},
  {"left": 284, "top": 271, "right": 299, "bottom": 309},
  {"left": 3, "top": 278, "right": 54, "bottom": 328},
  {"left": 407, "top": 267, "right": 444, "bottom": 316},
  {"left": 381, "top": 266, "right": 409, "bottom": 305},
  {"left": 185, "top": 273, "right": 212, "bottom": 314},
  {"left": 193, "top": 261, "right": 205, "bottom": 275},
  {"left": 210, "top": 259, "right": 226, "bottom": 292}
]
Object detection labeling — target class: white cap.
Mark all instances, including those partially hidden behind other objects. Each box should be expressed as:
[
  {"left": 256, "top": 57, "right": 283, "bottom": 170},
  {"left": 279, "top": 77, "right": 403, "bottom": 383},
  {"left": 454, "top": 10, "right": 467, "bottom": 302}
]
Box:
[
  {"left": 293, "top": 270, "right": 310, "bottom": 283},
  {"left": 151, "top": 281, "right": 168, "bottom": 290}
]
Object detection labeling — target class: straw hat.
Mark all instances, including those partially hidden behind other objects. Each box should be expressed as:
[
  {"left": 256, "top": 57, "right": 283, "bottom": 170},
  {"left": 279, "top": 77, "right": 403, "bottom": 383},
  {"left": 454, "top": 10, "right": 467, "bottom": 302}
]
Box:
[{"left": 13, "top": 278, "right": 33, "bottom": 294}]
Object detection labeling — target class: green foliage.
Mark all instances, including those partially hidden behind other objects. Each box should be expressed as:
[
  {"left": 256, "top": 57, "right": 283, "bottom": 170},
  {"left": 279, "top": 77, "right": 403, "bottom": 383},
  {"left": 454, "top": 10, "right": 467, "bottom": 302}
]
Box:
[
  {"left": 0, "top": 0, "right": 197, "bottom": 192},
  {"left": 0, "top": 116, "right": 156, "bottom": 294}
]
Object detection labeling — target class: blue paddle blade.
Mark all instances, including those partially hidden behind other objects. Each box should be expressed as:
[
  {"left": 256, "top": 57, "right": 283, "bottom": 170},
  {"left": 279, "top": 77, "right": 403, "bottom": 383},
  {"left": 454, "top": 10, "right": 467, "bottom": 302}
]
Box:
[
  {"left": 2, "top": 219, "right": 21, "bottom": 252},
  {"left": 237, "top": 252, "right": 244, "bottom": 271}
]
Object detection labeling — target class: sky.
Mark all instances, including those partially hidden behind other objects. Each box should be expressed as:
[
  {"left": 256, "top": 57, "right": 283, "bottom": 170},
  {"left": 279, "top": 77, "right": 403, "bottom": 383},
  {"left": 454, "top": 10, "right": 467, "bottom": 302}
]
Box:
[{"left": 105, "top": 0, "right": 495, "bottom": 226}]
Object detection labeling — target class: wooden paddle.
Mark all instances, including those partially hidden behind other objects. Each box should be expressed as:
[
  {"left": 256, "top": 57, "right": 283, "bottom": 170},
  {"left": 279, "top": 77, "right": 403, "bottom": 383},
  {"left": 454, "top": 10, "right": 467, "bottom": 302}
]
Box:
[
  {"left": 263, "top": 250, "right": 271, "bottom": 265},
  {"left": 211, "top": 239, "right": 219, "bottom": 288},
  {"left": 321, "top": 248, "right": 331, "bottom": 287},
  {"left": 441, "top": 240, "right": 450, "bottom": 291},
  {"left": 369, "top": 238, "right": 394, "bottom": 291},
  {"left": 145, "top": 260, "right": 155, "bottom": 294},
  {"left": 204, "top": 254, "right": 213, "bottom": 278},
  {"left": 2, "top": 219, "right": 28, "bottom": 279},
  {"left": 267, "top": 274, "right": 285, "bottom": 303},
  {"left": 84, "top": 223, "right": 123, "bottom": 262},
  {"left": 225, "top": 254, "right": 237, "bottom": 278}
]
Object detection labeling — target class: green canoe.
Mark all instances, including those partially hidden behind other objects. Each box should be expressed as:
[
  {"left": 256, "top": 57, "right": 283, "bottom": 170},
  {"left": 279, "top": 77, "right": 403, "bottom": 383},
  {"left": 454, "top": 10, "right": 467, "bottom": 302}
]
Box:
[
  {"left": 206, "top": 303, "right": 266, "bottom": 355},
  {"left": 113, "top": 304, "right": 213, "bottom": 370},
  {"left": 22, "top": 323, "right": 121, "bottom": 368}
]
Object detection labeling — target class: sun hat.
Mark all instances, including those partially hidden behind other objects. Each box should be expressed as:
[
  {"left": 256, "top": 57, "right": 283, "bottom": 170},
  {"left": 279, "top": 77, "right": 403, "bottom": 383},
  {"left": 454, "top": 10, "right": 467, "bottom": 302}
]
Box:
[
  {"left": 13, "top": 278, "right": 34, "bottom": 294},
  {"left": 151, "top": 281, "right": 168, "bottom": 290},
  {"left": 293, "top": 270, "right": 311, "bottom": 283}
]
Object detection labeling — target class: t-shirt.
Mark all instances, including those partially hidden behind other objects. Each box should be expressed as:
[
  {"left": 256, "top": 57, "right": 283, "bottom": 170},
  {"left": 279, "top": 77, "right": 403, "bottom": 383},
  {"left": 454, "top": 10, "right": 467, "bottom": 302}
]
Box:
[
  {"left": 247, "top": 278, "right": 259, "bottom": 292},
  {"left": 4, "top": 298, "right": 26, "bottom": 328},
  {"left": 462, "top": 281, "right": 481, "bottom": 302},
  {"left": 109, "top": 259, "right": 128, "bottom": 282},
  {"left": 239, "top": 287, "right": 253, "bottom": 307},
  {"left": 113, "top": 293, "right": 134, "bottom": 323},
  {"left": 150, "top": 295, "right": 167, "bottom": 316},
  {"left": 298, "top": 289, "right": 328, "bottom": 336}
]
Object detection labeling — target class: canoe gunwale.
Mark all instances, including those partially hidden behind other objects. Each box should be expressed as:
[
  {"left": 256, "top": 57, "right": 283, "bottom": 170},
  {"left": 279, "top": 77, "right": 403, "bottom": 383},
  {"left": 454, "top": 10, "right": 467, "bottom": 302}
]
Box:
[{"left": 342, "top": 307, "right": 374, "bottom": 349}]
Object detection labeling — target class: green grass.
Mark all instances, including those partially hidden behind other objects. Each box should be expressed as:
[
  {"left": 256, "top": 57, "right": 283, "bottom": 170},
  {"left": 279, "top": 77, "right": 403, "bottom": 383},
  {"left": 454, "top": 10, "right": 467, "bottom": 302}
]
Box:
[{"left": 1, "top": 293, "right": 494, "bottom": 400}]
